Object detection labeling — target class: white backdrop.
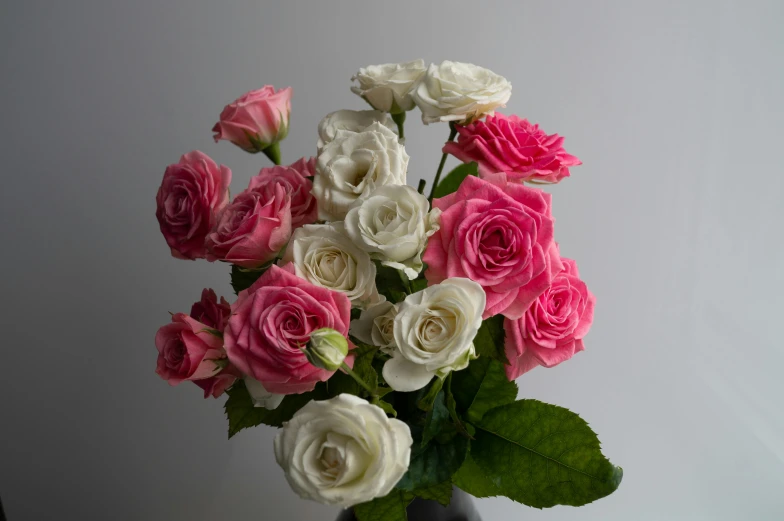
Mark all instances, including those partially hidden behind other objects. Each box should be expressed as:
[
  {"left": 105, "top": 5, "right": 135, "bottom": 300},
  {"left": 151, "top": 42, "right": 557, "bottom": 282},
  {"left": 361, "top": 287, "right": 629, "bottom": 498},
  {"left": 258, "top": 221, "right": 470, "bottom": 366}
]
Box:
[{"left": 1, "top": 1, "right": 783, "bottom": 519}]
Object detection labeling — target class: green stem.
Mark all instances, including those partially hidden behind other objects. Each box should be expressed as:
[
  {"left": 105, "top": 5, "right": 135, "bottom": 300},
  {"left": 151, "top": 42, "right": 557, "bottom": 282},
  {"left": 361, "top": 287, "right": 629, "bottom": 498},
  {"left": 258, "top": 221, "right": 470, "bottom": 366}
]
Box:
[
  {"left": 341, "top": 362, "right": 375, "bottom": 395},
  {"left": 428, "top": 123, "right": 458, "bottom": 204},
  {"left": 391, "top": 111, "right": 406, "bottom": 141},
  {"left": 262, "top": 142, "right": 282, "bottom": 165},
  {"left": 417, "top": 179, "right": 426, "bottom": 194}
]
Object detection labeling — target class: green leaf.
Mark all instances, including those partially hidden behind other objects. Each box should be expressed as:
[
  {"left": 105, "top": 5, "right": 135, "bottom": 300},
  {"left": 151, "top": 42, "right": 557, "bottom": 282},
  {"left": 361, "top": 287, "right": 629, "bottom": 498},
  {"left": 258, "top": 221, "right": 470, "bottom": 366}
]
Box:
[
  {"left": 432, "top": 162, "right": 478, "bottom": 200},
  {"left": 413, "top": 481, "right": 453, "bottom": 506},
  {"left": 224, "top": 381, "right": 325, "bottom": 438},
  {"left": 451, "top": 357, "right": 491, "bottom": 415},
  {"left": 326, "top": 345, "right": 378, "bottom": 398},
  {"left": 375, "top": 262, "right": 409, "bottom": 303},
  {"left": 466, "top": 360, "right": 518, "bottom": 423},
  {"left": 410, "top": 276, "right": 428, "bottom": 293},
  {"left": 417, "top": 377, "right": 444, "bottom": 411},
  {"left": 473, "top": 314, "right": 507, "bottom": 363},
  {"left": 376, "top": 399, "right": 397, "bottom": 417},
  {"left": 422, "top": 391, "right": 451, "bottom": 446},
  {"left": 452, "top": 452, "right": 500, "bottom": 499},
  {"left": 230, "top": 264, "right": 268, "bottom": 295},
  {"left": 354, "top": 490, "right": 413, "bottom": 521},
  {"left": 471, "top": 400, "right": 623, "bottom": 508},
  {"left": 396, "top": 425, "right": 469, "bottom": 491}
]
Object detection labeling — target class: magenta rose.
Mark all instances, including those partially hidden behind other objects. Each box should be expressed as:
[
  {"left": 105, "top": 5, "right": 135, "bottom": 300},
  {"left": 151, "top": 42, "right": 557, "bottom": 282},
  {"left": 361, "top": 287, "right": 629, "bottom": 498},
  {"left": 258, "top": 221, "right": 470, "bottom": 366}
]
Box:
[
  {"left": 212, "top": 85, "right": 292, "bottom": 154},
  {"left": 247, "top": 158, "right": 317, "bottom": 229},
  {"left": 442, "top": 114, "right": 581, "bottom": 183},
  {"left": 155, "top": 151, "right": 231, "bottom": 260},
  {"left": 224, "top": 265, "right": 352, "bottom": 395},
  {"left": 189, "top": 288, "right": 232, "bottom": 331},
  {"left": 155, "top": 313, "right": 226, "bottom": 385},
  {"left": 206, "top": 183, "right": 292, "bottom": 268},
  {"left": 423, "top": 173, "right": 563, "bottom": 319},
  {"left": 504, "top": 258, "right": 595, "bottom": 379}
]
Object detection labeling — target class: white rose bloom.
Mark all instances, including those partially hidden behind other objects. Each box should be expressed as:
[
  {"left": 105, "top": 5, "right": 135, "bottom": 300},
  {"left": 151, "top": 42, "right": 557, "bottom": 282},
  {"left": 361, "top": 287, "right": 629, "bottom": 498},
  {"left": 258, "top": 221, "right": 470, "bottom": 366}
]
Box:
[
  {"left": 411, "top": 61, "right": 512, "bottom": 125},
  {"left": 383, "top": 278, "right": 485, "bottom": 392},
  {"left": 317, "top": 109, "right": 398, "bottom": 152},
  {"left": 274, "top": 394, "right": 413, "bottom": 507},
  {"left": 351, "top": 59, "right": 427, "bottom": 113},
  {"left": 282, "top": 222, "right": 380, "bottom": 308},
  {"left": 350, "top": 301, "right": 398, "bottom": 353},
  {"left": 345, "top": 185, "right": 440, "bottom": 280},
  {"left": 245, "top": 376, "right": 284, "bottom": 410},
  {"left": 313, "top": 122, "right": 408, "bottom": 221}
]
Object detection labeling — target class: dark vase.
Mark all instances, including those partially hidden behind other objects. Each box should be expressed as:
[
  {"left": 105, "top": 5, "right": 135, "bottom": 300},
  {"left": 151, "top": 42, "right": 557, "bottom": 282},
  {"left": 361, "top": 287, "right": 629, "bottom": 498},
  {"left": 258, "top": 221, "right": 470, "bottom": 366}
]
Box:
[{"left": 335, "top": 487, "right": 481, "bottom": 521}]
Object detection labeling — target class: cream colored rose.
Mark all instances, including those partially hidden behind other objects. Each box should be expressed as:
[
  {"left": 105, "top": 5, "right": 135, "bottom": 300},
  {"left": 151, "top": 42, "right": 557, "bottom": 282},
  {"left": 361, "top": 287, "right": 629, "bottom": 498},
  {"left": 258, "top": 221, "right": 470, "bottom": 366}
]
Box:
[
  {"left": 313, "top": 122, "right": 408, "bottom": 221},
  {"left": 282, "top": 222, "right": 380, "bottom": 308},
  {"left": 383, "top": 278, "right": 485, "bottom": 392},
  {"left": 274, "top": 394, "right": 413, "bottom": 507},
  {"left": 411, "top": 61, "right": 512, "bottom": 124},
  {"left": 344, "top": 184, "right": 439, "bottom": 280},
  {"left": 351, "top": 59, "right": 427, "bottom": 113},
  {"left": 350, "top": 301, "right": 398, "bottom": 353},
  {"left": 244, "top": 376, "right": 284, "bottom": 410},
  {"left": 317, "top": 109, "right": 398, "bottom": 152}
]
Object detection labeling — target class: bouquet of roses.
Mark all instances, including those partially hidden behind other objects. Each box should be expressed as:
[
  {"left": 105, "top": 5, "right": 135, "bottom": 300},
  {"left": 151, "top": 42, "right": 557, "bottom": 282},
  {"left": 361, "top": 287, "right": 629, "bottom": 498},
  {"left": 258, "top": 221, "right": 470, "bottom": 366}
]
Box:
[{"left": 154, "top": 59, "right": 622, "bottom": 519}]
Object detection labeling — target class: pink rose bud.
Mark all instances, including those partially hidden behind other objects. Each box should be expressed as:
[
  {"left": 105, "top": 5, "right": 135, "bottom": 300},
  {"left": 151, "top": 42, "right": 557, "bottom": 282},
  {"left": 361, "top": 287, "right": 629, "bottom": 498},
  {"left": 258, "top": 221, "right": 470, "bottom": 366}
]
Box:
[
  {"left": 194, "top": 364, "right": 241, "bottom": 399},
  {"left": 206, "top": 183, "right": 292, "bottom": 268},
  {"left": 442, "top": 114, "right": 581, "bottom": 184},
  {"left": 423, "top": 173, "right": 563, "bottom": 320},
  {"left": 189, "top": 288, "right": 232, "bottom": 332},
  {"left": 155, "top": 151, "right": 231, "bottom": 260},
  {"left": 212, "top": 86, "right": 292, "bottom": 164},
  {"left": 155, "top": 313, "right": 226, "bottom": 386},
  {"left": 224, "top": 265, "right": 353, "bottom": 395},
  {"left": 247, "top": 158, "right": 318, "bottom": 230},
  {"left": 503, "top": 258, "right": 595, "bottom": 380}
]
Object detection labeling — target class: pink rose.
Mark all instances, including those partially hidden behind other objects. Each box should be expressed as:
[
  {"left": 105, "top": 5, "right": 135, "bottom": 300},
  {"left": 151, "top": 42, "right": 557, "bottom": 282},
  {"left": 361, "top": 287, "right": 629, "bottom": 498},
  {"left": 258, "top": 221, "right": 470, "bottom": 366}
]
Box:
[
  {"left": 155, "top": 151, "right": 231, "bottom": 260},
  {"left": 442, "top": 114, "right": 581, "bottom": 183},
  {"left": 206, "top": 184, "right": 292, "bottom": 268},
  {"left": 503, "top": 258, "right": 595, "bottom": 379},
  {"left": 224, "top": 265, "right": 352, "bottom": 395},
  {"left": 212, "top": 86, "right": 292, "bottom": 154},
  {"left": 247, "top": 158, "right": 317, "bottom": 229},
  {"left": 155, "top": 313, "right": 226, "bottom": 385},
  {"left": 423, "top": 173, "right": 563, "bottom": 319},
  {"left": 189, "top": 288, "right": 232, "bottom": 331},
  {"left": 194, "top": 365, "right": 241, "bottom": 399}
]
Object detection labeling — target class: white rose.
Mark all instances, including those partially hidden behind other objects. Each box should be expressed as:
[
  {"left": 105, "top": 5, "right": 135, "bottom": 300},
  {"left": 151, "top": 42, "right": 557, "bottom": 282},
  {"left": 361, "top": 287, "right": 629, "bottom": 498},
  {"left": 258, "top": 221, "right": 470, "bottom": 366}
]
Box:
[
  {"left": 351, "top": 59, "right": 427, "bottom": 113},
  {"left": 245, "top": 376, "right": 284, "bottom": 410},
  {"left": 282, "top": 222, "right": 380, "bottom": 308},
  {"left": 383, "top": 278, "right": 485, "bottom": 392},
  {"left": 313, "top": 122, "right": 408, "bottom": 221},
  {"left": 411, "top": 60, "right": 512, "bottom": 124},
  {"left": 317, "top": 109, "right": 398, "bottom": 153},
  {"left": 344, "top": 185, "right": 440, "bottom": 280},
  {"left": 350, "top": 301, "right": 398, "bottom": 353},
  {"left": 274, "top": 394, "right": 413, "bottom": 507}
]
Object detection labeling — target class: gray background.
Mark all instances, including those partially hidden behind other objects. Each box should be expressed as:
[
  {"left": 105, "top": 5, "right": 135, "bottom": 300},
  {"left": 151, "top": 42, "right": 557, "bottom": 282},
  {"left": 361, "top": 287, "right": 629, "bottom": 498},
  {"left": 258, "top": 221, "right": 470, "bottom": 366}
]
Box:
[{"left": 1, "top": 0, "right": 782, "bottom": 519}]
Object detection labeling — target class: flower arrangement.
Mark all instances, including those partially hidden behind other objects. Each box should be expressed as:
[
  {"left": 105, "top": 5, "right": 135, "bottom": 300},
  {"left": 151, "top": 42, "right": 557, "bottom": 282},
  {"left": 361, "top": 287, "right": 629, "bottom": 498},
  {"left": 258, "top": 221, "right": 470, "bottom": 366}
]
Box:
[{"left": 154, "top": 59, "right": 622, "bottom": 518}]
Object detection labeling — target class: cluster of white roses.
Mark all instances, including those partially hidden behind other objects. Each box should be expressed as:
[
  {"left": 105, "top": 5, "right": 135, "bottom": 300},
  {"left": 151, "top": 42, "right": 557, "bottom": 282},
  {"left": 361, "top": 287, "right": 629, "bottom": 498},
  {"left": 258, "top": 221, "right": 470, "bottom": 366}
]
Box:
[{"left": 275, "top": 60, "right": 511, "bottom": 509}]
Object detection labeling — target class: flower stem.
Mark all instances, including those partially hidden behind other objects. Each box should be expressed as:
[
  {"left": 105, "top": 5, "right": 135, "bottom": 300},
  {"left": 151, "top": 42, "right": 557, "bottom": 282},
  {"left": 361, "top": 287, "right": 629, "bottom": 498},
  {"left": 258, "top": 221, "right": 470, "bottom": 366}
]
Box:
[
  {"left": 341, "top": 362, "right": 376, "bottom": 395},
  {"left": 417, "top": 179, "right": 426, "bottom": 194},
  {"left": 262, "top": 142, "right": 282, "bottom": 165},
  {"left": 391, "top": 111, "right": 406, "bottom": 141},
  {"left": 428, "top": 122, "right": 458, "bottom": 204}
]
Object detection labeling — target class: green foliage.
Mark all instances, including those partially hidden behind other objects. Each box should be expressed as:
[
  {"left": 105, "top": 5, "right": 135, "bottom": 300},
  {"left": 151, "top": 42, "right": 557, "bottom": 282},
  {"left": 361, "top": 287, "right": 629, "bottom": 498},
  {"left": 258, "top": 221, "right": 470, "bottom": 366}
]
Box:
[
  {"left": 396, "top": 425, "right": 469, "bottom": 492},
  {"left": 230, "top": 264, "right": 268, "bottom": 295},
  {"left": 422, "top": 391, "right": 451, "bottom": 446},
  {"left": 473, "top": 314, "right": 507, "bottom": 363},
  {"left": 466, "top": 360, "right": 518, "bottom": 424},
  {"left": 376, "top": 399, "right": 397, "bottom": 417},
  {"left": 413, "top": 481, "right": 453, "bottom": 506},
  {"left": 452, "top": 452, "right": 500, "bottom": 499},
  {"left": 326, "top": 345, "right": 378, "bottom": 398},
  {"left": 375, "top": 262, "right": 408, "bottom": 303},
  {"left": 354, "top": 490, "right": 413, "bottom": 521},
  {"left": 224, "top": 381, "right": 326, "bottom": 438},
  {"left": 451, "top": 357, "right": 491, "bottom": 415},
  {"left": 410, "top": 276, "right": 428, "bottom": 293},
  {"left": 432, "top": 162, "right": 478, "bottom": 200},
  {"left": 416, "top": 377, "right": 444, "bottom": 411},
  {"left": 471, "top": 400, "right": 623, "bottom": 508}
]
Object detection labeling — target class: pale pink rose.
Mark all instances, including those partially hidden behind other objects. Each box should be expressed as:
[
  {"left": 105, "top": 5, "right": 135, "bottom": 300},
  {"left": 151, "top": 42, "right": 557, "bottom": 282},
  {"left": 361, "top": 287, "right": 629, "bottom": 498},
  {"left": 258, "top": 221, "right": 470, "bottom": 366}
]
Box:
[
  {"left": 155, "top": 151, "right": 231, "bottom": 260},
  {"left": 206, "top": 184, "right": 292, "bottom": 268},
  {"left": 442, "top": 114, "right": 581, "bottom": 183},
  {"left": 247, "top": 158, "right": 317, "bottom": 229},
  {"left": 423, "top": 173, "right": 563, "bottom": 320},
  {"left": 504, "top": 258, "right": 595, "bottom": 379},
  {"left": 194, "top": 364, "right": 241, "bottom": 399},
  {"left": 212, "top": 86, "right": 292, "bottom": 153},
  {"left": 224, "top": 265, "right": 352, "bottom": 395},
  {"left": 189, "top": 288, "right": 232, "bottom": 331},
  {"left": 155, "top": 313, "right": 226, "bottom": 386}
]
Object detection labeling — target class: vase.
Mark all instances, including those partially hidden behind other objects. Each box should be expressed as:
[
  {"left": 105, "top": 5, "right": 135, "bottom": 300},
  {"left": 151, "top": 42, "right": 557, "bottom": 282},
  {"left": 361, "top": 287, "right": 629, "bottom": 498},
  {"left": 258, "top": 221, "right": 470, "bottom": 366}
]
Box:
[{"left": 335, "top": 487, "right": 481, "bottom": 521}]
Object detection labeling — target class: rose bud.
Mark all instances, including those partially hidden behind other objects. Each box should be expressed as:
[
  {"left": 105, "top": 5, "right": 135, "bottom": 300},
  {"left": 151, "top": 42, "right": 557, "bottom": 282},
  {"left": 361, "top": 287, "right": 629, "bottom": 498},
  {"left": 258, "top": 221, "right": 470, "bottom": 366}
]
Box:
[
  {"left": 304, "top": 328, "right": 349, "bottom": 371},
  {"left": 212, "top": 85, "right": 292, "bottom": 164}
]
